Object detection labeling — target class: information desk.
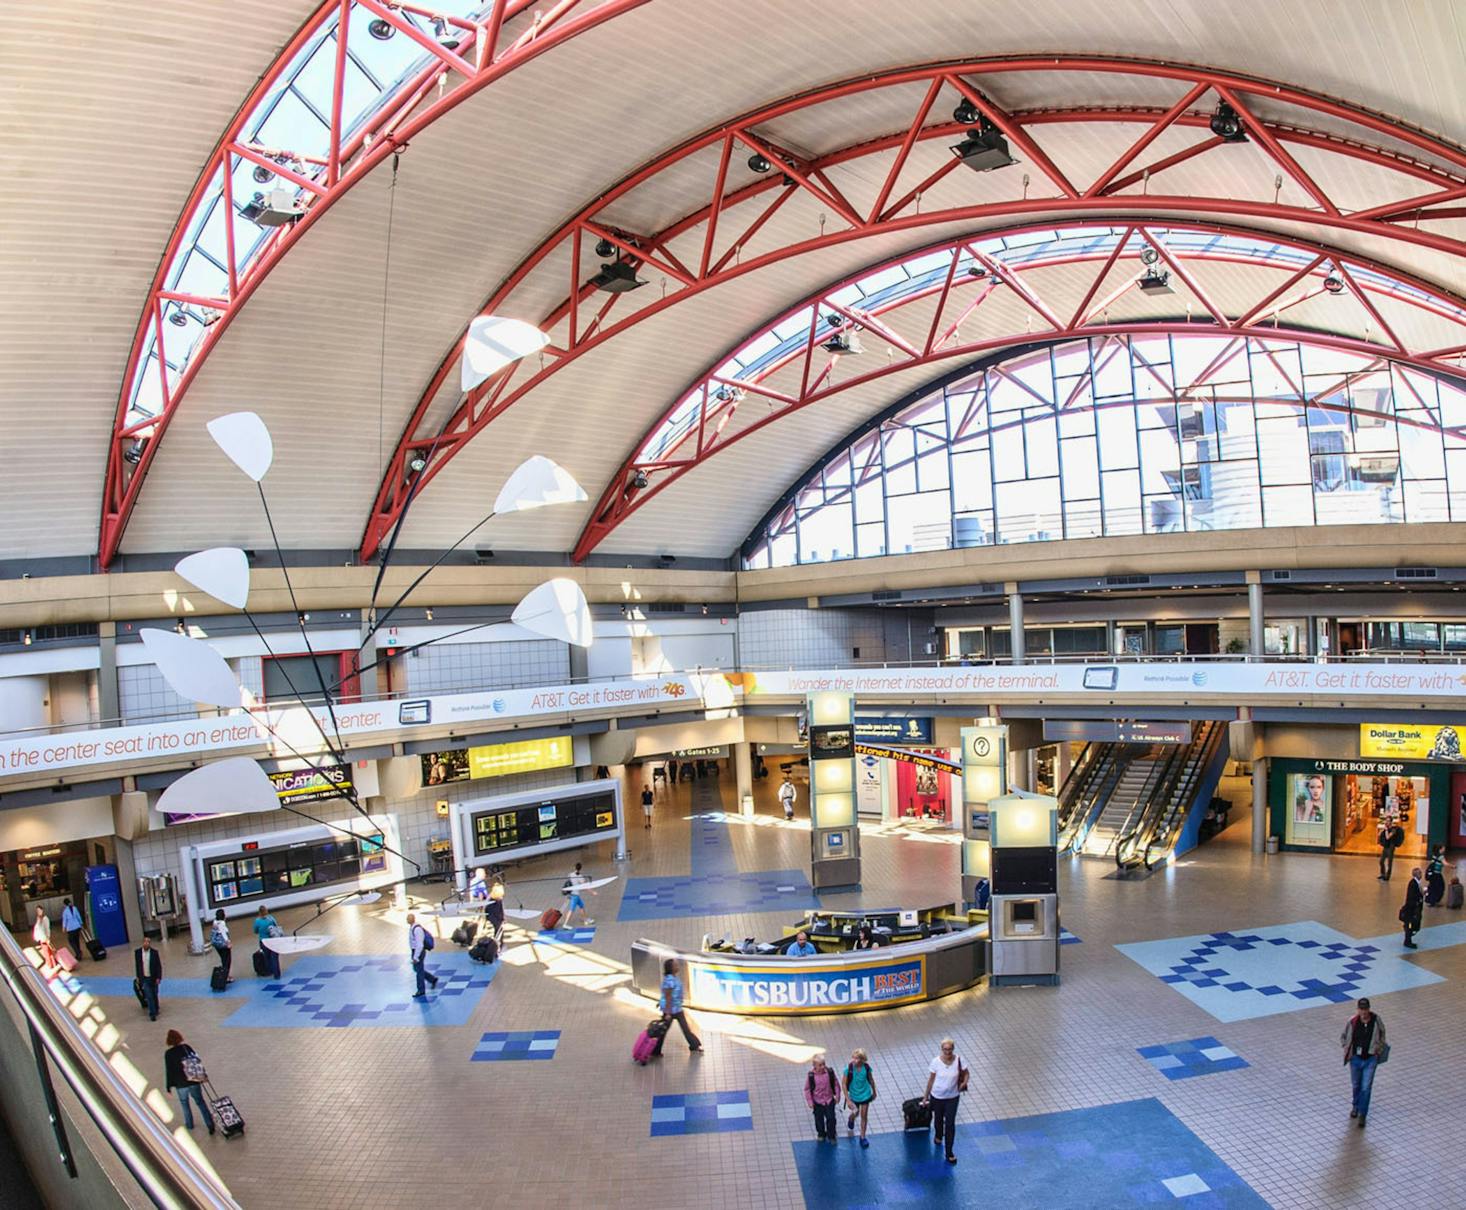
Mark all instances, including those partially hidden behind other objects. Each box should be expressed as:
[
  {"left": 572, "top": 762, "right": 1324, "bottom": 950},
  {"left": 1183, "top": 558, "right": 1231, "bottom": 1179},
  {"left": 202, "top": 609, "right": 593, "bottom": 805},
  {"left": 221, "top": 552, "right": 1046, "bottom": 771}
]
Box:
[
  {"left": 777, "top": 904, "right": 967, "bottom": 952},
  {"left": 631, "top": 925, "right": 986, "bottom": 1016}
]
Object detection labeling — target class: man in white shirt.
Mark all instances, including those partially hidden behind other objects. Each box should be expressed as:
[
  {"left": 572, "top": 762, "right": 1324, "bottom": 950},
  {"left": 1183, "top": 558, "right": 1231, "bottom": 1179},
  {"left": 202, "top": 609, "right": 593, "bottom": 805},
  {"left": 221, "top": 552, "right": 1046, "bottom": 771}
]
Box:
[
  {"left": 407, "top": 913, "right": 439, "bottom": 999},
  {"left": 779, "top": 776, "right": 797, "bottom": 820}
]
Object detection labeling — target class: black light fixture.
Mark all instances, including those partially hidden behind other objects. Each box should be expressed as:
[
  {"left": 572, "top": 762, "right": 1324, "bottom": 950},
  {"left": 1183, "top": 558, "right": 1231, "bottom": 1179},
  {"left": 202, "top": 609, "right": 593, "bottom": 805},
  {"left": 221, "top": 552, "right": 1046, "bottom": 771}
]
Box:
[
  {"left": 240, "top": 188, "right": 303, "bottom": 228},
  {"left": 965, "top": 263, "right": 987, "bottom": 278},
  {"left": 821, "top": 330, "right": 864, "bottom": 354},
  {"left": 950, "top": 120, "right": 1016, "bottom": 172},
  {"left": 593, "top": 236, "right": 615, "bottom": 258},
  {"left": 123, "top": 438, "right": 148, "bottom": 465},
  {"left": 747, "top": 152, "right": 771, "bottom": 173},
  {"left": 953, "top": 99, "right": 980, "bottom": 125},
  {"left": 252, "top": 164, "right": 274, "bottom": 185},
  {"left": 1139, "top": 244, "right": 1160, "bottom": 266},
  {"left": 431, "top": 16, "right": 461, "bottom": 49},
  {"left": 1323, "top": 274, "right": 1345, "bottom": 295},
  {"left": 631, "top": 470, "right": 649, "bottom": 489},
  {"left": 713, "top": 385, "right": 743, "bottom": 404},
  {"left": 1209, "top": 101, "right": 1248, "bottom": 143},
  {"left": 168, "top": 309, "right": 188, "bottom": 327},
  {"left": 1138, "top": 270, "right": 1174, "bottom": 295},
  {"left": 590, "top": 261, "right": 645, "bottom": 293},
  {"left": 368, "top": 16, "right": 395, "bottom": 39}
]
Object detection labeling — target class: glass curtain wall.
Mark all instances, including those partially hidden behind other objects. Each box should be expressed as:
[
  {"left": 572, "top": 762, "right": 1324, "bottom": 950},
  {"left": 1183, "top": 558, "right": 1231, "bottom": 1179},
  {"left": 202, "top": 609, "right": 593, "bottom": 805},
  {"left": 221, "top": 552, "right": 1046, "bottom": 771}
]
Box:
[{"left": 745, "top": 334, "right": 1466, "bottom": 569}]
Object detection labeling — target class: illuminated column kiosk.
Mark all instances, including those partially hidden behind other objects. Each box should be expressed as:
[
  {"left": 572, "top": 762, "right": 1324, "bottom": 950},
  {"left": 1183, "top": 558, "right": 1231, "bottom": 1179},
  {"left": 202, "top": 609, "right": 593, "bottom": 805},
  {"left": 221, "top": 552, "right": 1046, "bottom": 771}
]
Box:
[
  {"left": 960, "top": 723, "right": 1007, "bottom": 908},
  {"left": 807, "top": 691, "right": 860, "bottom": 890},
  {"left": 987, "top": 791, "right": 1061, "bottom": 987}
]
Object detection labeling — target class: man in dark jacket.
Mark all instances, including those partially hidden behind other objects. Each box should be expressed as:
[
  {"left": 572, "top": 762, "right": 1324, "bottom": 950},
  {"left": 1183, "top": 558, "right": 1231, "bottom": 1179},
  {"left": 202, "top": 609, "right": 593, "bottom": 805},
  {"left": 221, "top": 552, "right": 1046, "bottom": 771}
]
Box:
[
  {"left": 1401, "top": 868, "right": 1425, "bottom": 948},
  {"left": 1377, "top": 820, "right": 1405, "bottom": 881},
  {"left": 134, "top": 937, "right": 162, "bottom": 1021}
]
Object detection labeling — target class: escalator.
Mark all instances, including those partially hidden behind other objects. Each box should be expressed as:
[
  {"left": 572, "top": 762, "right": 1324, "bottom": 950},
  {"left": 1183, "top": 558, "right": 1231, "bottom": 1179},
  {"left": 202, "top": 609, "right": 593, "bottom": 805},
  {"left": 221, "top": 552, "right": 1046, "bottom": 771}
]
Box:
[
  {"left": 1057, "top": 742, "right": 1123, "bottom": 853},
  {"left": 1115, "top": 720, "right": 1230, "bottom": 871}
]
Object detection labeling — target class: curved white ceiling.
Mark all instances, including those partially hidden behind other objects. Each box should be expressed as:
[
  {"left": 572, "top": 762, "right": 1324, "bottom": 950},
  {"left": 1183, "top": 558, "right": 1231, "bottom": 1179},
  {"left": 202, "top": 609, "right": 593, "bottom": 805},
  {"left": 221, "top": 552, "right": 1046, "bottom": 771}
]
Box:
[{"left": 6, "top": 0, "right": 1466, "bottom": 564}]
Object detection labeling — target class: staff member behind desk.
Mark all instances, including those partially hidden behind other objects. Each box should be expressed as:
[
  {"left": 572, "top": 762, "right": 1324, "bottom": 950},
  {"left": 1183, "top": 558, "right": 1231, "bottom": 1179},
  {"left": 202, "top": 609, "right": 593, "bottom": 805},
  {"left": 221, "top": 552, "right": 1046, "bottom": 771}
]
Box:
[
  {"left": 135, "top": 937, "right": 163, "bottom": 1021},
  {"left": 62, "top": 899, "right": 84, "bottom": 961},
  {"left": 852, "top": 925, "right": 877, "bottom": 951},
  {"left": 786, "top": 930, "right": 819, "bottom": 957}
]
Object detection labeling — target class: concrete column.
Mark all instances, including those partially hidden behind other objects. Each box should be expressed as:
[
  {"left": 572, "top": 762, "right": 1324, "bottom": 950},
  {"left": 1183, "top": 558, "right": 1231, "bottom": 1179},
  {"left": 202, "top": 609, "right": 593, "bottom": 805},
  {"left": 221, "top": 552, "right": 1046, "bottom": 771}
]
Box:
[
  {"left": 1007, "top": 583, "right": 1025, "bottom": 665},
  {"left": 1247, "top": 579, "right": 1264, "bottom": 658},
  {"left": 1008, "top": 749, "right": 1031, "bottom": 791},
  {"left": 1252, "top": 756, "right": 1269, "bottom": 854},
  {"left": 98, "top": 621, "right": 119, "bottom": 723},
  {"left": 1056, "top": 742, "right": 1073, "bottom": 789},
  {"left": 734, "top": 743, "right": 754, "bottom": 816}
]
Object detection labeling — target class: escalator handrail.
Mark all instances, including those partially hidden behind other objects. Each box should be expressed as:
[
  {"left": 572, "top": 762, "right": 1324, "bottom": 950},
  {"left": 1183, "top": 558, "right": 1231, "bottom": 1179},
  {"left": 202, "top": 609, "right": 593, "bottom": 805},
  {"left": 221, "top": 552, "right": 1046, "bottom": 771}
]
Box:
[
  {"left": 1057, "top": 742, "right": 1101, "bottom": 832},
  {"left": 1114, "top": 740, "right": 1191, "bottom": 866},
  {"left": 1141, "top": 722, "right": 1227, "bottom": 869},
  {"left": 1061, "top": 746, "right": 1116, "bottom": 852}
]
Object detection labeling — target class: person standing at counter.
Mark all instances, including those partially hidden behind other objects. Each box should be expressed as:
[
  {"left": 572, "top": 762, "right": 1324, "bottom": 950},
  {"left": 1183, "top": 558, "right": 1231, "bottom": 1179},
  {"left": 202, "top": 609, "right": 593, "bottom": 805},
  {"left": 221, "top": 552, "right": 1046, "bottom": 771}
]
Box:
[
  {"left": 779, "top": 775, "right": 797, "bottom": 821},
  {"left": 843, "top": 1049, "right": 876, "bottom": 1148},
  {"left": 61, "top": 899, "right": 84, "bottom": 962},
  {"left": 650, "top": 958, "right": 702, "bottom": 1057},
  {"left": 804, "top": 1054, "right": 841, "bottom": 1143},
  {"left": 253, "top": 905, "right": 283, "bottom": 978},
  {"left": 921, "top": 1038, "right": 968, "bottom": 1164},
  {"left": 787, "top": 930, "right": 818, "bottom": 957},
  {"left": 135, "top": 937, "right": 162, "bottom": 1021}
]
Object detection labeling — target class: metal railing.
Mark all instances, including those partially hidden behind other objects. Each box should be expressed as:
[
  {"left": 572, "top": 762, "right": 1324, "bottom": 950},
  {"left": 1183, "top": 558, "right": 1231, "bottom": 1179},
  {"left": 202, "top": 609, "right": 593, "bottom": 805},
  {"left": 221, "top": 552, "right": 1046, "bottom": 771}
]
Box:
[{"left": 0, "top": 929, "right": 239, "bottom": 1210}]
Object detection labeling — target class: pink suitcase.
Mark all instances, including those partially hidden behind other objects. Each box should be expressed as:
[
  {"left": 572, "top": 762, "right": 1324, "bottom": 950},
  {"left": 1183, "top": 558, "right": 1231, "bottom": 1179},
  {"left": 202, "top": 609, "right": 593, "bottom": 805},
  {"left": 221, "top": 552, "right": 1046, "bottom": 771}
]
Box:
[
  {"left": 55, "top": 947, "right": 79, "bottom": 973},
  {"left": 632, "top": 1029, "right": 658, "bottom": 1065}
]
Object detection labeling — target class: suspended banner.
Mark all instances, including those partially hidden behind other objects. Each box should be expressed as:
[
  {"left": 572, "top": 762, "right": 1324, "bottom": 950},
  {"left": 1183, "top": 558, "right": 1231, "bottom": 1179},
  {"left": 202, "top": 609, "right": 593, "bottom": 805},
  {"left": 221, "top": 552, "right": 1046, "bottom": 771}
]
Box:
[
  {"left": 853, "top": 742, "right": 960, "bottom": 773},
  {"left": 1359, "top": 723, "right": 1465, "bottom": 762}
]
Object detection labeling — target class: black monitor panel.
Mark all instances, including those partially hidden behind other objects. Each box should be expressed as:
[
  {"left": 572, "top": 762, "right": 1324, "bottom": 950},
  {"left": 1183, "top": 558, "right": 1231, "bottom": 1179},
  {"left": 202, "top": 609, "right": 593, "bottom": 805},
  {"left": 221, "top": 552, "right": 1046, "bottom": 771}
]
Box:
[
  {"left": 205, "top": 832, "right": 384, "bottom": 910},
  {"left": 991, "top": 846, "right": 1057, "bottom": 895},
  {"left": 471, "top": 788, "right": 618, "bottom": 857}
]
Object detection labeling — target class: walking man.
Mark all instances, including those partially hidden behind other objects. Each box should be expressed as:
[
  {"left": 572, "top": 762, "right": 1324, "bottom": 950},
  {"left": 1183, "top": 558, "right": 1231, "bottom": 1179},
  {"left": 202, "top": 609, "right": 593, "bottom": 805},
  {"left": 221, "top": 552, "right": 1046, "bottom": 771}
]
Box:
[
  {"left": 61, "top": 899, "right": 84, "bottom": 962},
  {"left": 1401, "top": 867, "right": 1425, "bottom": 948},
  {"left": 407, "top": 913, "right": 438, "bottom": 999},
  {"left": 779, "top": 774, "right": 797, "bottom": 821},
  {"left": 1340, "top": 996, "right": 1387, "bottom": 1127},
  {"left": 1378, "top": 818, "right": 1405, "bottom": 881},
  {"left": 134, "top": 936, "right": 163, "bottom": 1021},
  {"left": 650, "top": 957, "right": 702, "bottom": 1057},
  {"left": 564, "top": 862, "right": 594, "bottom": 927}
]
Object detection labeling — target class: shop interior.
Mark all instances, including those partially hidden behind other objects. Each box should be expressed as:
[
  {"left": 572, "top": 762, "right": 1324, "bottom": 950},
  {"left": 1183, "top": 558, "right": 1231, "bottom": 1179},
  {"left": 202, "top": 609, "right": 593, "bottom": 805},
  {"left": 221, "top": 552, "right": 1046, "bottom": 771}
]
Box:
[
  {"left": 1334, "top": 772, "right": 1430, "bottom": 858},
  {"left": 1, "top": 838, "right": 101, "bottom": 930}
]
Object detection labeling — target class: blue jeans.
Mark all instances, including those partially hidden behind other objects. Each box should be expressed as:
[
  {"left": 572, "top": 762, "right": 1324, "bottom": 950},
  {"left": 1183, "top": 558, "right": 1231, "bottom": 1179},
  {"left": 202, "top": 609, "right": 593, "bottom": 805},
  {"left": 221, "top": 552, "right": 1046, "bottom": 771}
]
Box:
[
  {"left": 1350, "top": 1056, "right": 1378, "bottom": 1118},
  {"left": 177, "top": 1083, "right": 214, "bottom": 1132},
  {"left": 140, "top": 977, "right": 159, "bottom": 1020},
  {"left": 413, "top": 957, "right": 438, "bottom": 996}
]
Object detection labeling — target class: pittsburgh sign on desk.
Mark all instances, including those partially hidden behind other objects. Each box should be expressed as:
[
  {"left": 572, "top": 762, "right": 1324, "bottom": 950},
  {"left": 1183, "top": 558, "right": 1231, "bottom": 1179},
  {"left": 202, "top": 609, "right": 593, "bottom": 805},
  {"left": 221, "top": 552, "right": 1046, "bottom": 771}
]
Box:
[
  {"left": 1359, "top": 723, "right": 1465, "bottom": 761},
  {"left": 686, "top": 954, "right": 926, "bottom": 1014}
]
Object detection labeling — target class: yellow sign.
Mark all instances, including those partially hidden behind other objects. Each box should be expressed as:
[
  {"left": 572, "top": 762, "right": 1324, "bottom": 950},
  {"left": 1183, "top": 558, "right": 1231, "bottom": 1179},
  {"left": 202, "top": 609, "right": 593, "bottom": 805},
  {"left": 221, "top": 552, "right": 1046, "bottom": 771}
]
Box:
[
  {"left": 1359, "top": 723, "right": 1464, "bottom": 762},
  {"left": 467, "top": 736, "right": 574, "bottom": 779}
]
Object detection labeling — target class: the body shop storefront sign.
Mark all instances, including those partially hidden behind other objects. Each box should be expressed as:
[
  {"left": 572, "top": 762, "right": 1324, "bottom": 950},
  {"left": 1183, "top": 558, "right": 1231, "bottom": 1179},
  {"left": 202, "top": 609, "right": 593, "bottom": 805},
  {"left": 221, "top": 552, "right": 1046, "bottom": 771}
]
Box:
[{"left": 685, "top": 955, "right": 926, "bottom": 1015}]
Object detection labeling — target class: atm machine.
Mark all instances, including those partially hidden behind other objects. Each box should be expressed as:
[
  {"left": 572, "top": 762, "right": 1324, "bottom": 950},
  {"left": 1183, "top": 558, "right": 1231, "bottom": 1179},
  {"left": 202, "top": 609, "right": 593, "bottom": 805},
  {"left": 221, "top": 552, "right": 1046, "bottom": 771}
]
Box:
[{"left": 987, "top": 791, "right": 1060, "bottom": 986}]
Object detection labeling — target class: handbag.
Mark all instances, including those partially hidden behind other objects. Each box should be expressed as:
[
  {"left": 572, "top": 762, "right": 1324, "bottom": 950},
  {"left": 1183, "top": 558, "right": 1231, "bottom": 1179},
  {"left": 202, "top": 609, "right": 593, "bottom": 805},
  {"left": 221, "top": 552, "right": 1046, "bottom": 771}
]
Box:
[
  {"left": 1376, "top": 1043, "right": 1390, "bottom": 1064},
  {"left": 181, "top": 1050, "right": 207, "bottom": 1083}
]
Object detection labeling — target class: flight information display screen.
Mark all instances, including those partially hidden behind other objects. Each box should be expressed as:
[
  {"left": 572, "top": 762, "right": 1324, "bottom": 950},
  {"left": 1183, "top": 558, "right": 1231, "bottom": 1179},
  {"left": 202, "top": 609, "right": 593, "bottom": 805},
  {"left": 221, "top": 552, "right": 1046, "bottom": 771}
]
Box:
[
  {"left": 471, "top": 788, "right": 617, "bottom": 856},
  {"left": 205, "top": 833, "right": 385, "bottom": 908}
]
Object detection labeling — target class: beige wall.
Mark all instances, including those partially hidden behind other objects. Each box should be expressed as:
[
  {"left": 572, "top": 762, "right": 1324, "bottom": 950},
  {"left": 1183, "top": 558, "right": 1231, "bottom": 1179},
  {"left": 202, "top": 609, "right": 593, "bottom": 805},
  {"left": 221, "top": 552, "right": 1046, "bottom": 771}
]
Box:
[
  {"left": 0, "top": 795, "right": 115, "bottom": 851},
  {"left": 1261, "top": 724, "right": 1359, "bottom": 761}
]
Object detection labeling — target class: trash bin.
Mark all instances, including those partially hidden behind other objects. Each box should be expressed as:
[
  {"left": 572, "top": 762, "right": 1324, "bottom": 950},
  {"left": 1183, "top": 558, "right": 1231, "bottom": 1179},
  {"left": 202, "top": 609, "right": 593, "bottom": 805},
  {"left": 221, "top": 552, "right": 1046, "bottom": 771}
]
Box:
[{"left": 1265, "top": 835, "right": 1280, "bottom": 855}]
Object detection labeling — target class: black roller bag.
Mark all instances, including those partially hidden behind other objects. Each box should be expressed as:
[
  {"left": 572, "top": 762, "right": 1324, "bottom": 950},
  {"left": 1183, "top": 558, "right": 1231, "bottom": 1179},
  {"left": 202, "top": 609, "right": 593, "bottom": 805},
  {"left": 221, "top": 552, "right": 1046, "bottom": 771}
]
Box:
[{"left": 902, "top": 1097, "right": 933, "bottom": 1131}]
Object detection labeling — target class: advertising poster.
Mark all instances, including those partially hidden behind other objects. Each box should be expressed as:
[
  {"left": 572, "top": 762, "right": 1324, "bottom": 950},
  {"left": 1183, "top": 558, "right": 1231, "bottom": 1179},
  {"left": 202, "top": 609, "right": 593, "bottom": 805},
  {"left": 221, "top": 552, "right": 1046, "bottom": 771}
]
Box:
[
  {"left": 855, "top": 754, "right": 883, "bottom": 816},
  {"left": 421, "top": 736, "right": 573, "bottom": 786},
  {"left": 1359, "top": 723, "right": 1465, "bottom": 761},
  {"left": 1285, "top": 772, "right": 1332, "bottom": 847}
]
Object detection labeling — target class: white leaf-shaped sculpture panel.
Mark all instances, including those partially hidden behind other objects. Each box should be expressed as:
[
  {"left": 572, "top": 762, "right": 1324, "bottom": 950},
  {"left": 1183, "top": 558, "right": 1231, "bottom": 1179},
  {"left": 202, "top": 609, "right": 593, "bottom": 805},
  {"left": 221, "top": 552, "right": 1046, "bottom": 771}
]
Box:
[
  {"left": 206, "top": 412, "right": 273, "bottom": 481},
  {"left": 493, "top": 455, "right": 587, "bottom": 515},
  {"left": 156, "top": 756, "right": 280, "bottom": 817},
  {"left": 139, "top": 628, "right": 245, "bottom": 709},
  {"left": 460, "top": 316, "right": 550, "bottom": 392},
  {"left": 511, "top": 578, "right": 593, "bottom": 648},
  {"left": 174, "top": 548, "right": 251, "bottom": 611}
]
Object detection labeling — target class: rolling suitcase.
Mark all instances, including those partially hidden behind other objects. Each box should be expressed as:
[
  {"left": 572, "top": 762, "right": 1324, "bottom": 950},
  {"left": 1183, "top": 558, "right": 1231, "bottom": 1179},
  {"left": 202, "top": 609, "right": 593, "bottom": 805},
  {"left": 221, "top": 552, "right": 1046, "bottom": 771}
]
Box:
[
  {"left": 210, "top": 966, "right": 229, "bottom": 993},
  {"left": 204, "top": 1082, "right": 245, "bottom": 1139},
  {"left": 451, "top": 921, "right": 478, "bottom": 947},
  {"left": 252, "top": 949, "right": 271, "bottom": 977},
  {"left": 84, "top": 931, "right": 107, "bottom": 961},
  {"left": 632, "top": 1029, "right": 658, "bottom": 1065},
  {"left": 1448, "top": 879, "right": 1464, "bottom": 910},
  {"left": 540, "top": 907, "right": 562, "bottom": 931},
  {"left": 902, "top": 1097, "right": 933, "bottom": 1131},
  {"left": 469, "top": 936, "right": 498, "bottom": 964},
  {"left": 55, "top": 946, "right": 79, "bottom": 973}
]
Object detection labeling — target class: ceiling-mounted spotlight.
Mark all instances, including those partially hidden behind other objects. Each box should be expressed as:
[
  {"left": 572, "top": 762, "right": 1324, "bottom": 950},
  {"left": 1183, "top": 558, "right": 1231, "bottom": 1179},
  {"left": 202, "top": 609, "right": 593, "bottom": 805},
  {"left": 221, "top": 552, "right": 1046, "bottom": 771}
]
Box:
[
  {"left": 431, "top": 16, "right": 461, "bottom": 49},
  {"left": 821, "top": 331, "right": 864, "bottom": 355},
  {"left": 590, "top": 261, "right": 645, "bottom": 293},
  {"left": 1138, "top": 270, "right": 1173, "bottom": 295},
  {"left": 594, "top": 236, "right": 615, "bottom": 258},
  {"left": 631, "top": 469, "right": 649, "bottom": 489},
  {"left": 252, "top": 163, "right": 274, "bottom": 184},
  {"left": 1139, "top": 244, "right": 1160, "bottom": 266},
  {"left": 407, "top": 452, "right": 427, "bottom": 474},
  {"left": 747, "top": 153, "right": 771, "bottom": 173},
  {"left": 950, "top": 122, "right": 1016, "bottom": 172},
  {"left": 1322, "top": 274, "right": 1345, "bottom": 295},
  {"left": 713, "top": 385, "right": 744, "bottom": 404},
  {"left": 953, "top": 99, "right": 980, "bottom": 125},
  {"left": 367, "top": 16, "right": 395, "bottom": 39},
  {"left": 240, "top": 186, "right": 305, "bottom": 228},
  {"left": 168, "top": 310, "right": 188, "bottom": 327},
  {"left": 965, "top": 264, "right": 987, "bottom": 278},
  {"left": 1209, "top": 101, "right": 1248, "bottom": 143}
]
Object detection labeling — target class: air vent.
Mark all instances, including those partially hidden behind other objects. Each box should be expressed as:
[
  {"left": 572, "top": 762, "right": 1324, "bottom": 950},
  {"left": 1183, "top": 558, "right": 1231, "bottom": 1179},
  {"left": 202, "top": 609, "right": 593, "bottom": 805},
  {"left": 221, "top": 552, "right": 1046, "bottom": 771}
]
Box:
[
  {"left": 646, "top": 603, "right": 691, "bottom": 614},
  {"left": 872, "top": 589, "right": 904, "bottom": 601},
  {"left": 1268, "top": 570, "right": 1291, "bottom": 581},
  {"left": 1395, "top": 567, "right": 1437, "bottom": 579},
  {"left": 1105, "top": 574, "right": 1149, "bottom": 586}
]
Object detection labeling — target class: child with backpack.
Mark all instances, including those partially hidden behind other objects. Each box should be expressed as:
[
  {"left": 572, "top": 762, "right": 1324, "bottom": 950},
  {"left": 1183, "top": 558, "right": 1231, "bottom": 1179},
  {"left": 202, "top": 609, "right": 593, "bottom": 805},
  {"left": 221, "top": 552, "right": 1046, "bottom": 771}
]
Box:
[
  {"left": 804, "top": 1054, "right": 842, "bottom": 1142},
  {"left": 843, "top": 1049, "right": 877, "bottom": 1147}
]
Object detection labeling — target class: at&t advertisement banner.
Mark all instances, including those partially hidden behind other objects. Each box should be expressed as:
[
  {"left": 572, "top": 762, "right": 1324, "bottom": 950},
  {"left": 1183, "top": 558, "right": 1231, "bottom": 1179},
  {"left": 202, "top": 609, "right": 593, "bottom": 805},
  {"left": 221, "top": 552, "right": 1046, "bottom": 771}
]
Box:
[{"left": 686, "top": 954, "right": 925, "bottom": 1014}]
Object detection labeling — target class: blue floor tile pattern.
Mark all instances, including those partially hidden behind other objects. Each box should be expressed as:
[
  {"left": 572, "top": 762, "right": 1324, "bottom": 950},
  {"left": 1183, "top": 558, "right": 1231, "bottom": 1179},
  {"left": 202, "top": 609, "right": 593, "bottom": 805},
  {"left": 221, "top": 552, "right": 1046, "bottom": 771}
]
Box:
[
  {"left": 537, "top": 928, "right": 596, "bottom": 944},
  {"left": 618, "top": 784, "right": 816, "bottom": 921},
  {"left": 791, "top": 1097, "right": 1268, "bottom": 1208},
  {"left": 219, "top": 952, "right": 497, "bottom": 1028},
  {"left": 53, "top": 973, "right": 253, "bottom": 1000},
  {"left": 1060, "top": 928, "right": 1081, "bottom": 945},
  {"left": 473, "top": 1030, "right": 561, "bottom": 1061},
  {"left": 1116, "top": 921, "right": 1444, "bottom": 1022},
  {"left": 650, "top": 1090, "right": 753, "bottom": 1137},
  {"left": 1137, "top": 1037, "right": 1250, "bottom": 1081}
]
